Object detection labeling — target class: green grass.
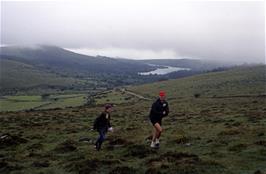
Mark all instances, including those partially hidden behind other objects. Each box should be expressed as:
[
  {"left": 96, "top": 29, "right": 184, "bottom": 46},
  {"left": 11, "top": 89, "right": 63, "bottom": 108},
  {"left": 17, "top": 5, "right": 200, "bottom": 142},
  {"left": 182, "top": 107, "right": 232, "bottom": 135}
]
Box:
[
  {"left": 0, "top": 100, "right": 49, "bottom": 111},
  {"left": 39, "top": 95, "right": 87, "bottom": 110},
  {"left": 94, "top": 90, "right": 138, "bottom": 105},
  {"left": 128, "top": 65, "right": 266, "bottom": 98},
  {"left": 5, "top": 95, "right": 42, "bottom": 101},
  {"left": 0, "top": 94, "right": 88, "bottom": 112},
  {"left": 0, "top": 65, "right": 265, "bottom": 174},
  {"left": 0, "top": 59, "right": 82, "bottom": 90}
]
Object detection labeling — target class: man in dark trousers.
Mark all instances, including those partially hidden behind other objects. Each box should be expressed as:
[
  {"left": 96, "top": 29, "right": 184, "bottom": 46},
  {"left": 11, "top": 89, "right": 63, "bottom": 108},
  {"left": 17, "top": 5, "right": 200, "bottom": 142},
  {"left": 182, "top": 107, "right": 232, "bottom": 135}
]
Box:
[
  {"left": 149, "top": 91, "right": 169, "bottom": 148},
  {"left": 93, "top": 104, "right": 113, "bottom": 151}
]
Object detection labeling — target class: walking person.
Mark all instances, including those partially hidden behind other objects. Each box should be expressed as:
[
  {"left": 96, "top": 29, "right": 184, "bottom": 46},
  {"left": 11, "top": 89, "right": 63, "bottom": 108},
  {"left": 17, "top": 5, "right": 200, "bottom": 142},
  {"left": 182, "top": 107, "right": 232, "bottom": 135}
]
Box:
[
  {"left": 149, "top": 91, "right": 169, "bottom": 148},
  {"left": 93, "top": 104, "right": 113, "bottom": 151}
]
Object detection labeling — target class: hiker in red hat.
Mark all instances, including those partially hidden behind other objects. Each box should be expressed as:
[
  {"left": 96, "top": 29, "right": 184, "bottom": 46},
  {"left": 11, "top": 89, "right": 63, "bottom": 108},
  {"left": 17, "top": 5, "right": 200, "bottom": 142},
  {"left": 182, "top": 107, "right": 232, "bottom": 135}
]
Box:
[{"left": 149, "top": 91, "right": 169, "bottom": 148}]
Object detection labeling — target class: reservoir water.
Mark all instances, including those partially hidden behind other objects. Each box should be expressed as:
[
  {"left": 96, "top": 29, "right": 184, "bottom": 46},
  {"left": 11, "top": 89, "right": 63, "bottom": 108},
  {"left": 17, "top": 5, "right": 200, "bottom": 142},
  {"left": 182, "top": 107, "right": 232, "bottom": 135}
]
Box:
[{"left": 138, "top": 65, "right": 190, "bottom": 75}]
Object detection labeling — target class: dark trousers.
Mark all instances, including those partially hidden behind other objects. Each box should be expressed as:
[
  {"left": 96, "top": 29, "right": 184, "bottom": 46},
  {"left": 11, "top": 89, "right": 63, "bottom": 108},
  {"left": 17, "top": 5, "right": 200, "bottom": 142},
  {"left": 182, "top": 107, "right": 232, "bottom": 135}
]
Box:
[{"left": 95, "top": 128, "right": 107, "bottom": 150}]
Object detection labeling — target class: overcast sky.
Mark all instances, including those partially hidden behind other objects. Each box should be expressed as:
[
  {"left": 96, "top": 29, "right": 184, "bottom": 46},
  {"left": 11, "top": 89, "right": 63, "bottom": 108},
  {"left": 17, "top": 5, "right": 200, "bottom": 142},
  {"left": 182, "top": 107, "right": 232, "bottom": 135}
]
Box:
[{"left": 1, "top": 0, "right": 265, "bottom": 63}]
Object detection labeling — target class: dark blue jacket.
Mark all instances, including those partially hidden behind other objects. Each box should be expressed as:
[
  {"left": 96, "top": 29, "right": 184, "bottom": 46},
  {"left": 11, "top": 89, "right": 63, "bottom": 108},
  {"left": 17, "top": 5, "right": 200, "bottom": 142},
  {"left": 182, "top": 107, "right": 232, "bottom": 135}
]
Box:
[
  {"left": 149, "top": 98, "right": 169, "bottom": 120},
  {"left": 93, "top": 111, "right": 111, "bottom": 131}
]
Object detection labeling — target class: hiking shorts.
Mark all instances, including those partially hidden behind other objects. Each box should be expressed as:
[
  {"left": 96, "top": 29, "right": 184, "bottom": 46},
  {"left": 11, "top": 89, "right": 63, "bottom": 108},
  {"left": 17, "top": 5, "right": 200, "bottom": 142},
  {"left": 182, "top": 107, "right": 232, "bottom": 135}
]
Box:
[{"left": 150, "top": 117, "right": 162, "bottom": 126}]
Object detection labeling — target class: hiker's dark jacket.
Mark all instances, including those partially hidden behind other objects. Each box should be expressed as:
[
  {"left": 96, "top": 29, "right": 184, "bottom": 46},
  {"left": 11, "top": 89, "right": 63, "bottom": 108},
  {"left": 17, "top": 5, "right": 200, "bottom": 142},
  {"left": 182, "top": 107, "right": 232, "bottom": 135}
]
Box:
[
  {"left": 149, "top": 98, "right": 169, "bottom": 120},
  {"left": 93, "top": 111, "right": 111, "bottom": 131}
]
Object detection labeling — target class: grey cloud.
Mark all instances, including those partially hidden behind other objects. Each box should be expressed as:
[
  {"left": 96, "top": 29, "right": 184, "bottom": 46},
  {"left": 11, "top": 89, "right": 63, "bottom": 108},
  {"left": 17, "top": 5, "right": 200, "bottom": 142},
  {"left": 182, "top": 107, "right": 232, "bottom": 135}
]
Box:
[{"left": 1, "top": 0, "right": 265, "bottom": 63}]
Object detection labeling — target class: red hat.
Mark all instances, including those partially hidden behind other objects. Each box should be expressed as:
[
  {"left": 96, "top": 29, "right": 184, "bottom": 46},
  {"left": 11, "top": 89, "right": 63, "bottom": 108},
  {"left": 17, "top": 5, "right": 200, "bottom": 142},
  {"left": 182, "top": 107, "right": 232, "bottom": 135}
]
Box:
[{"left": 159, "top": 91, "right": 166, "bottom": 97}]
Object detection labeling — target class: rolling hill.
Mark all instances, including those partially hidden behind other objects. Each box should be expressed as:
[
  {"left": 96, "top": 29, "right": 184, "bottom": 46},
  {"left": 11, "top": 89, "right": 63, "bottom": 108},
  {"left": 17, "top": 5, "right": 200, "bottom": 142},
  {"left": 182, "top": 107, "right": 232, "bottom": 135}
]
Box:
[
  {"left": 0, "top": 45, "right": 234, "bottom": 95},
  {"left": 128, "top": 65, "right": 266, "bottom": 98},
  {"left": 0, "top": 45, "right": 154, "bottom": 75},
  {"left": 0, "top": 58, "right": 86, "bottom": 92},
  {"left": 0, "top": 45, "right": 155, "bottom": 94}
]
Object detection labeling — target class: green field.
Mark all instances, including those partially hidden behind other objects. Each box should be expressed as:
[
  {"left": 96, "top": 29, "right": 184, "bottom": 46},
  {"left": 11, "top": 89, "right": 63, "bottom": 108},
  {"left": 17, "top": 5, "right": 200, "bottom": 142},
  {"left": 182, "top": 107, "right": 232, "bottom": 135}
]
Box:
[
  {"left": 0, "top": 65, "right": 265, "bottom": 174},
  {"left": 0, "top": 94, "right": 88, "bottom": 112},
  {"left": 93, "top": 89, "right": 140, "bottom": 105}
]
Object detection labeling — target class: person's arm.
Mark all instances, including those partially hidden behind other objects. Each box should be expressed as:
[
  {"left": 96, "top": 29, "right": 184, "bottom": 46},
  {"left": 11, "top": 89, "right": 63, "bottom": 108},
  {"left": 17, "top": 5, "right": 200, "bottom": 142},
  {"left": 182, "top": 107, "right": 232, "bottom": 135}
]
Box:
[
  {"left": 163, "top": 102, "right": 169, "bottom": 117},
  {"left": 93, "top": 117, "right": 99, "bottom": 130},
  {"left": 93, "top": 113, "right": 104, "bottom": 130}
]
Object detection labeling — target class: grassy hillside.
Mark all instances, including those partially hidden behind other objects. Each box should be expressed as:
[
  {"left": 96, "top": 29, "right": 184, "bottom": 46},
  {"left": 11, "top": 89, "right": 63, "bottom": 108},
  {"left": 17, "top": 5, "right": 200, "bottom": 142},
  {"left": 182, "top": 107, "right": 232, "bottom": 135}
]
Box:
[
  {"left": 128, "top": 65, "right": 266, "bottom": 98},
  {"left": 0, "top": 59, "right": 93, "bottom": 95},
  {"left": 0, "top": 46, "right": 156, "bottom": 92},
  {"left": 1, "top": 45, "right": 235, "bottom": 95},
  {"left": 0, "top": 94, "right": 88, "bottom": 112},
  {"left": 0, "top": 45, "right": 154, "bottom": 75},
  {"left": 0, "top": 65, "right": 265, "bottom": 174},
  {"left": 0, "top": 46, "right": 155, "bottom": 95}
]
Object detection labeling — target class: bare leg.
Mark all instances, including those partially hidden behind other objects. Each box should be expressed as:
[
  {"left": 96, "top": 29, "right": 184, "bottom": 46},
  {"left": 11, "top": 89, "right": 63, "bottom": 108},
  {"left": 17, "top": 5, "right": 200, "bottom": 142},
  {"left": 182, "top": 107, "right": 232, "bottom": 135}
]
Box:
[
  {"left": 152, "top": 127, "right": 157, "bottom": 142},
  {"left": 153, "top": 123, "right": 162, "bottom": 141}
]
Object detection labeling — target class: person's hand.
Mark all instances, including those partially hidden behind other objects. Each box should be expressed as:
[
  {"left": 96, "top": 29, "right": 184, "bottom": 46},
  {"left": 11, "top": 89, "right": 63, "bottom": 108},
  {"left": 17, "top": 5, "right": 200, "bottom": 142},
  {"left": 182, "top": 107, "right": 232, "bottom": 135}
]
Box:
[
  {"left": 163, "top": 111, "right": 166, "bottom": 115},
  {"left": 108, "top": 127, "right": 114, "bottom": 132}
]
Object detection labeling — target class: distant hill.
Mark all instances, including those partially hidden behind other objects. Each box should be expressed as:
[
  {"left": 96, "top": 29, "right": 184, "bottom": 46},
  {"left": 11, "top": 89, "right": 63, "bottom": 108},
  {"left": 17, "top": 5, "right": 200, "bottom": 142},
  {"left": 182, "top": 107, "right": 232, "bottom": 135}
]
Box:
[
  {"left": 128, "top": 65, "right": 266, "bottom": 98},
  {"left": 0, "top": 45, "right": 154, "bottom": 76},
  {"left": 0, "top": 58, "right": 88, "bottom": 94},
  {"left": 0, "top": 46, "right": 156, "bottom": 94},
  {"left": 0, "top": 45, "right": 236, "bottom": 95}
]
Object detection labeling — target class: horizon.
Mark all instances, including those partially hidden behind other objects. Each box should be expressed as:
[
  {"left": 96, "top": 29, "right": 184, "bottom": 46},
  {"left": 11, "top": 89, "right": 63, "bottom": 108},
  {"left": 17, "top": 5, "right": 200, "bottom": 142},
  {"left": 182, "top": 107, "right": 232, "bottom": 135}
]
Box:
[{"left": 1, "top": 44, "right": 264, "bottom": 65}]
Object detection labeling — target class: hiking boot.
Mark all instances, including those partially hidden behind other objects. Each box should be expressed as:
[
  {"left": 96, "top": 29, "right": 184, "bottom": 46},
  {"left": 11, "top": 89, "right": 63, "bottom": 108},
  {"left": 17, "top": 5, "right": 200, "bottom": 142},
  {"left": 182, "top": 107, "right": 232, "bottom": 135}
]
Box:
[
  {"left": 95, "top": 142, "right": 101, "bottom": 151},
  {"left": 155, "top": 138, "right": 160, "bottom": 145},
  {"left": 150, "top": 141, "right": 156, "bottom": 148}
]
